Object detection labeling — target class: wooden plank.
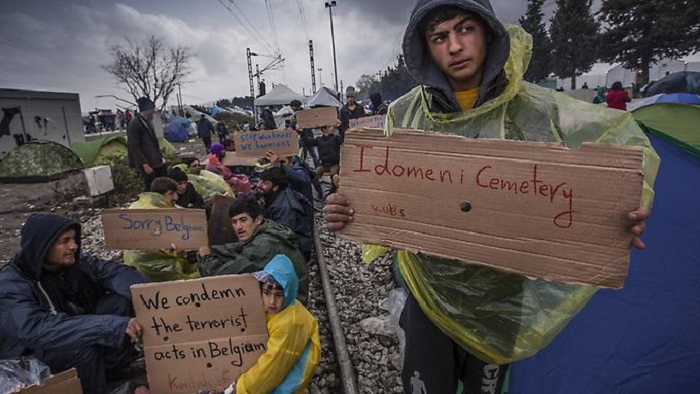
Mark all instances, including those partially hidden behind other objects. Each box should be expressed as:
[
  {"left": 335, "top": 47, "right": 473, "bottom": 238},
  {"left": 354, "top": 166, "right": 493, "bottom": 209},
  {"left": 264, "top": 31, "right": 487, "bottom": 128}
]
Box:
[{"left": 337, "top": 129, "right": 645, "bottom": 288}]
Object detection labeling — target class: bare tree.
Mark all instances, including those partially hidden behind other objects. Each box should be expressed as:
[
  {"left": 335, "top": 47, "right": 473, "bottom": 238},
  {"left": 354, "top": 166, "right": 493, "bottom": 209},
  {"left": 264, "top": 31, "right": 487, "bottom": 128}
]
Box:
[{"left": 102, "top": 36, "right": 192, "bottom": 111}]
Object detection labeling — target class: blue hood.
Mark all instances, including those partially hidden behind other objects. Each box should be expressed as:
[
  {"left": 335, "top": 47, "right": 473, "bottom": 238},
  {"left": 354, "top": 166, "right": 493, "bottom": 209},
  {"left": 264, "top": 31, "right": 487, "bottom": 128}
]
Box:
[{"left": 259, "top": 254, "right": 299, "bottom": 308}]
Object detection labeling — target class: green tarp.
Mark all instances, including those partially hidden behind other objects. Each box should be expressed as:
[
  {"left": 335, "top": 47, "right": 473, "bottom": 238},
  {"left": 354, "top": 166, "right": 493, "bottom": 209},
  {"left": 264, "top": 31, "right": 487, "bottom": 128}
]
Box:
[
  {"left": 0, "top": 140, "right": 83, "bottom": 183},
  {"left": 632, "top": 103, "right": 700, "bottom": 158}
]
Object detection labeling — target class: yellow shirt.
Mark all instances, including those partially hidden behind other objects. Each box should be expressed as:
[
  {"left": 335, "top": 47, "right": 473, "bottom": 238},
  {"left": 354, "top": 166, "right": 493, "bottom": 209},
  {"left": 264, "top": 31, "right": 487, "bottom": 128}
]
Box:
[{"left": 454, "top": 88, "right": 479, "bottom": 111}]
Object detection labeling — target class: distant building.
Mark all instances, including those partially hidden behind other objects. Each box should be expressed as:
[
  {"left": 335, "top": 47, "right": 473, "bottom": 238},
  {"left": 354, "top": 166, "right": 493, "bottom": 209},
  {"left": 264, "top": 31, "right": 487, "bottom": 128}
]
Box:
[{"left": 0, "top": 88, "right": 84, "bottom": 157}]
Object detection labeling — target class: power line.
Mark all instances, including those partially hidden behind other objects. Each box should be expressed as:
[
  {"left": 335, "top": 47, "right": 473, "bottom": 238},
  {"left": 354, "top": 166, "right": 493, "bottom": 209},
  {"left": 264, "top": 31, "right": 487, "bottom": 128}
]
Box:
[
  {"left": 217, "top": 0, "right": 275, "bottom": 53},
  {"left": 229, "top": 0, "right": 276, "bottom": 53},
  {"left": 296, "top": 0, "right": 310, "bottom": 40},
  {"left": 265, "top": 0, "right": 281, "bottom": 55},
  {"left": 0, "top": 34, "right": 85, "bottom": 69}
]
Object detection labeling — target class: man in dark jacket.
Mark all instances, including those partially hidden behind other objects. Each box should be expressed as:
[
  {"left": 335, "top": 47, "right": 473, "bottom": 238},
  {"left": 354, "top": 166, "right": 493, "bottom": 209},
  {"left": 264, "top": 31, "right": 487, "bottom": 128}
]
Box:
[
  {"left": 370, "top": 92, "right": 388, "bottom": 115},
  {"left": 127, "top": 97, "right": 165, "bottom": 191},
  {"left": 0, "top": 213, "right": 148, "bottom": 394},
  {"left": 197, "top": 115, "right": 214, "bottom": 153},
  {"left": 257, "top": 166, "right": 313, "bottom": 260},
  {"left": 303, "top": 124, "right": 344, "bottom": 198},
  {"left": 265, "top": 150, "right": 315, "bottom": 206},
  {"left": 197, "top": 197, "right": 308, "bottom": 304},
  {"left": 261, "top": 107, "right": 277, "bottom": 130},
  {"left": 167, "top": 167, "right": 205, "bottom": 209},
  {"left": 338, "top": 93, "right": 366, "bottom": 133}
]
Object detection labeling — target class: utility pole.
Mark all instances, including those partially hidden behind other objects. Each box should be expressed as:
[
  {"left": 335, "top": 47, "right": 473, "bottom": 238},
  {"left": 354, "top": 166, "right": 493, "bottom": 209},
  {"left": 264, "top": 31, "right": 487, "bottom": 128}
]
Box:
[
  {"left": 318, "top": 68, "right": 323, "bottom": 87},
  {"left": 256, "top": 64, "right": 261, "bottom": 94},
  {"left": 309, "top": 40, "right": 317, "bottom": 94},
  {"left": 246, "top": 48, "right": 256, "bottom": 122},
  {"left": 325, "top": 1, "right": 339, "bottom": 92},
  {"left": 178, "top": 83, "right": 183, "bottom": 114}
]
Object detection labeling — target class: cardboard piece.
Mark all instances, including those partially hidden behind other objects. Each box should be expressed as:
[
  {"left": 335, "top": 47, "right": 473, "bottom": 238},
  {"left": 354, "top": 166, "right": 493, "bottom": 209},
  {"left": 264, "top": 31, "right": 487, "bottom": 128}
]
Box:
[
  {"left": 234, "top": 130, "right": 298, "bottom": 158},
  {"left": 338, "top": 129, "right": 645, "bottom": 288},
  {"left": 102, "top": 209, "right": 208, "bottom": 250},
  {"left": 349, "top": 115, "right": 386, "bottom": 130},
  {"left": 294, "top": 107, "right": 338, "bottom": 129},
  {"left": 222, "top": 151, "right": 257, "bottom": 167},
  {"left": 208, "top": 195, "right": 236, "bottom": 245},
  {"left": 131, "top": 275, "right": 268, "bottom": 394},
  {"left": 18, "top": 368, "right": 82, "bottom": 394}
]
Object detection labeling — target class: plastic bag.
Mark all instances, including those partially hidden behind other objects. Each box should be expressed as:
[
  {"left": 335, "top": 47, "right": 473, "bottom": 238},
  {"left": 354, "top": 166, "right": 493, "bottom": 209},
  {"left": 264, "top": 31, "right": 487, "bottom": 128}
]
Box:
[
  {"left": 0, "top": 357, "right": 51, "bottom": 393},
  {"left": 359, "top": 288, "right": 408, "bottom": 369}
]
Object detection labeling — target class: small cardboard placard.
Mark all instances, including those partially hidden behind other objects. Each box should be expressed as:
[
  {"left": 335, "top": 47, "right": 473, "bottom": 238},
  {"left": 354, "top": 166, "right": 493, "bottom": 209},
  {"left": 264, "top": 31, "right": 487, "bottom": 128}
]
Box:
[
  {"left": 131, "top": 275, "right": 268, "bottom": 394},
  {"left": 234, "top": 130, "right": 298, "bottom": 158},
  {"left": 338, "top": 129, "right": 645, "bottom": 288},
  {"left": 102, "top": 209, "right": 208, "bottom": 250},
  {"left": 208, "top": 195, "right": 236, "bottom": 245},
  {"left": 349, "top": 115, "right": 386, "bottom": 129},
  {"left": 295, "top": 107, "right": 338, "bottom": 129},
  {"left": 18, "top": 368, "right": 82, "bottom": 394},
  {"left": 222, "top": 151, "right": 256, "bottom": 167}
]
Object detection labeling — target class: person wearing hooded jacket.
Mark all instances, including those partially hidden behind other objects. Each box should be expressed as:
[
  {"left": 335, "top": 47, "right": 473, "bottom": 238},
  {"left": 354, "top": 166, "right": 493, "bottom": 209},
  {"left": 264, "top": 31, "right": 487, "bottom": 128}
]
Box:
[
  {"left": 256, "top": 166, "right": 313, "bottom": 261},
  {"left": 198, "top": 197, "right": 309, "bottom": 305},
  {"left": 229, "top": 255, "right": 320, "bottom": 394},
  {"left": 0, "top": 213, "right": 148, "bottom": 394},
  {"left": 323, "top": 1, "right": 659, "bottom": 393}
]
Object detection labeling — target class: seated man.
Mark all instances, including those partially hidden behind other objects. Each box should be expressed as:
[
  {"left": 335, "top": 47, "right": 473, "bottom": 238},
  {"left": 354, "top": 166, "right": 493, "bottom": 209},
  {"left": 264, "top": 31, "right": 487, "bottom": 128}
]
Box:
[
  {"left": 0, "top": 213, "right": 147, "bottom": 394},
  {"left": 256, "top": 166, "right": 313, "bottom": 260},
  {"left": 167, "top": 167, "right": 205, "bottom": 209},
  {"left": 176, "top": 157, "right": 235, "bottom": 204},
  {"left": 197, "top": 197, "right": 308, "bottom": 304},
  {"left": 266, "top": 150, "right": 315, "bottom": 204},
  {"left": 302, "top": 123, "right": 344, "bottom": 198},
  {"left": 123, "top": 177, "right": 200, "bottom": 282}
]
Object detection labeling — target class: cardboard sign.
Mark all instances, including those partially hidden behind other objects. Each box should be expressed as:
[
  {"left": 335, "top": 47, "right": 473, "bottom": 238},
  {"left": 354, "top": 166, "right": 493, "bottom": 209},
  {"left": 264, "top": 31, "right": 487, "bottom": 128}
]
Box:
[
  {"left": 18, "top": 368, "right": 82, "bottom": 394},
  {"left": 338, "top": 129, "right": 645, "bottom": 288},
  {"left": 222, "top": 151, "right": 257, "bottom": 167},
  {"left": 208, "top": 195, "right": 236, "bottom": 245},
  {"left": 295, "top": 107, "right": 338, "bottom": 129},
  {"left": 234, "top": 130, "right": 298, "bottom": 158},
  {"left": 349, "top": 115, "right": 386, "bottom": 129},
  {"left": 131, "top": 275, "right": 268, "bottom": 394},
  {"left": 102, "top": 209, "right": 208, "bottom": 250}
]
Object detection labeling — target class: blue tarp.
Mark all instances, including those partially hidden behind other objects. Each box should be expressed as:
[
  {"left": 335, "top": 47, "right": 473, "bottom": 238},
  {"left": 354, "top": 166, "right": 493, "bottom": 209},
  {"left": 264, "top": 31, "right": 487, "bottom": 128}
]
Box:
[
  {"left": 164, "top": 116, "right": 191, "bottom": 142},
  {"left": 509, "top": 134, "right": 700, "bottom": 393},
  {"left": 208, "top": 106, "right": 229, "bottom": 116}
]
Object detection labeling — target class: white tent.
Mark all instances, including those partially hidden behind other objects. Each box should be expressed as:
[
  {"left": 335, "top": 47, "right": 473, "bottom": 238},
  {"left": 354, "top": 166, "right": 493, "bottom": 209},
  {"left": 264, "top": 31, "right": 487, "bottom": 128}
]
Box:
[
  {"left": 254, "top": 84, "right": 304, "bottom": 107},
  {"left": 306, "top": 86, "right": 343, "bottom": 108}
]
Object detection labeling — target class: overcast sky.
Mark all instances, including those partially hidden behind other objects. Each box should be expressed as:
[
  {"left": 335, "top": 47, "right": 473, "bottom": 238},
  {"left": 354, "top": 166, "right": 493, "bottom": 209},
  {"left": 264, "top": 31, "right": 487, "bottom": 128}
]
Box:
[{"left": 1, "top": 0, "right": 562, "bottom": 112}]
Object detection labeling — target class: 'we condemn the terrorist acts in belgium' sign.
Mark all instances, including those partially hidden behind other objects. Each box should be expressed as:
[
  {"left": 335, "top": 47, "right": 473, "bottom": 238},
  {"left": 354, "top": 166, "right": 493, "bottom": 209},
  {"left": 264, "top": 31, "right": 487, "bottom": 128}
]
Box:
[
  {"left": 102, "top": 209, "right": 208, "bottom": 250},
  {"left": 338, "top": 129, "right": 645, "bottom": 288},
  {"left": 131, "top": 275, "right": 268, "bottom": 394}
]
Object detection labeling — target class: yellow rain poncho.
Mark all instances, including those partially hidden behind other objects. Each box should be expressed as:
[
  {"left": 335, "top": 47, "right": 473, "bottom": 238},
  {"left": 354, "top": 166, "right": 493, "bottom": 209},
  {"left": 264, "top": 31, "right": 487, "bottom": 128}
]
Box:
[
  {"left": 366, "top": 24, "right": 660, "bottom": 364},
  {"left": 122, "top": 192, "right": 200, "bottom": 282},
  {"left": 173, "top": 164, "right": 234, "bottom": 204},
  {"left": 236, "top": 255, "right": 320, "bottom": 394}
]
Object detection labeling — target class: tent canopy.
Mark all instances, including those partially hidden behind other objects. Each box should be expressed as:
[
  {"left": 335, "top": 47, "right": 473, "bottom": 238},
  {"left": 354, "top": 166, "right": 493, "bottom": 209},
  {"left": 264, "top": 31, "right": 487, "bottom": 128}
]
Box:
[
  {"left": 71, "top": 136, "right": 128, "bottom": 166},
  {"left": 0, "top": 140, "right": 83, "bottom": 183},
  {"left": 628, "top": 93, "right": 700, "bottom": 111},
  {"left": 510, "top": 105, "right": 700, "bottom": 393},
  {"left": 164, "top": 116, "right": 192, "bottom": 143},
  {"left": 254, "top": 84, "right": 304, "bottom": 107},
  {"left": 306, "top": 86, "right": 343, "bottom": 108},
  {"left": 632, "top": 103, "right": 700, "bottom": 157},
  {"left": 643, "top": 71, "right": 700, "bottom": 97}
]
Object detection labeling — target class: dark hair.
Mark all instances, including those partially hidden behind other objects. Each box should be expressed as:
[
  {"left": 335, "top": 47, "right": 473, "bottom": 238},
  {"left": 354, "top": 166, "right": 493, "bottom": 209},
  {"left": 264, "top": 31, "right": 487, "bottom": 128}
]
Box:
[
  {"left": 259, "top": 167, "right": 288, "bottom": 189},
  {"left": 290, "top": 99, "right": 302, "bottom": 109},
  {"left": 167, "top": 167, "right": 188, "bottom": 183},
  {"left": 182, "top": 157, "right": 199, "bottom": 167},
  {"left": 229, "top": 196, "right": 264, "bottom": 219},
  {"left": 420, "top": 6, "right": 489, "bottom": 37},
  {"left": 611, "top": 81, "right": 623, "bottom": 90},
  {"left": 260, "top": 279, "right": 283, "bottom": 292},
  {"left": 151, "top": 177, "right": 178, "bottom": 195}
]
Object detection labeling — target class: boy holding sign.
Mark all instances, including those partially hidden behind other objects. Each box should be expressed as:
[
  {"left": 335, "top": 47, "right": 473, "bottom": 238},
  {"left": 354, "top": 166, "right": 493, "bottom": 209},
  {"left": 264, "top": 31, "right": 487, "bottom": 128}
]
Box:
[
  {"left": 324, "top": 0, "right": 659, "bottom": 392},
  {"left": 212, "top": 255, "right": 320, "bottom": 394}
]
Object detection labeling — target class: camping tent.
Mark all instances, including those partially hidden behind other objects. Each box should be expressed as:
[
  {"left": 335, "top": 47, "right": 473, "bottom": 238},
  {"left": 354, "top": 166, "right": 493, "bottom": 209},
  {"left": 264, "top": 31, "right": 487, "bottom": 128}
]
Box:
[
  {"left": 164, "top": 116, "right": 192, "bottom": 143},
  {"left": 631, "top": 103, "right": 700, "bottom": 156},
  {"left": 643, "top": 71, "right": 700, "bottom": 97},
  {"left": 254, "top": 84, "right": 304, "bottom": 107},
  {"left": 0, "top": 140, "right": 83, "bottom": 183},
  {"left": 71, "top": 136, "right": 128, "bottom": 166},
  {"left": 509, "top": 104, "right": 700, "bottom": 393},
  {"left": 306, "top": 86, "right": 343, "bottom": 108},
  {"left": 628, "top": 93, "right": 700, "bottom": 112}
]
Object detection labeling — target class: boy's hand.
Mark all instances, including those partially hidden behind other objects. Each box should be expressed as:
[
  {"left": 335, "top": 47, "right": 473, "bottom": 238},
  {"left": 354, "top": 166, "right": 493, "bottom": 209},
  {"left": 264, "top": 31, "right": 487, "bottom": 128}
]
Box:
[
  {"left": 629, "top": 207, "right": 650, "bottom": 250},
  {"left": 125, "top": 318, "right": 143, "bottom": 344},
  {"left": 265, "top": 151, "right": 281, "bottom": 167},
  {"left": 323, "top": 193, "right": 353, "bottom": 231}
]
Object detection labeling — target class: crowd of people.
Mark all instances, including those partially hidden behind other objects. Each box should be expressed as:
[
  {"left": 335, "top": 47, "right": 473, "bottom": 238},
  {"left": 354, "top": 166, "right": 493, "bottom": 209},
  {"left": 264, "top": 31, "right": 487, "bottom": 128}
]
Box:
[{"left": 0, "top": 0, "right": 658, "bottom": 393}]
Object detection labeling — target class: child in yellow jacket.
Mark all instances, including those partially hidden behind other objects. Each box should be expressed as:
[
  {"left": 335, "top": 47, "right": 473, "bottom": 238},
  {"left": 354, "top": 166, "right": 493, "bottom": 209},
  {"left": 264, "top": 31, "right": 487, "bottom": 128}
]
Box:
[{"left": 222, "top": 254, "right": 321, "bottom": 394}]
